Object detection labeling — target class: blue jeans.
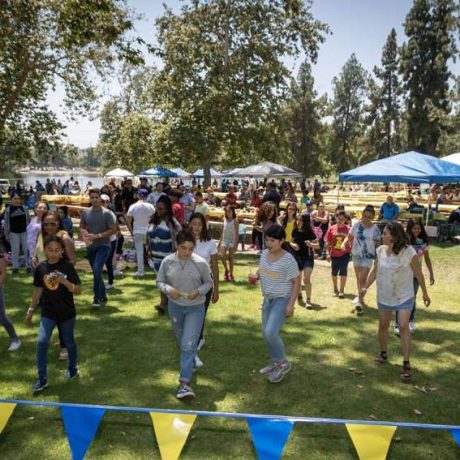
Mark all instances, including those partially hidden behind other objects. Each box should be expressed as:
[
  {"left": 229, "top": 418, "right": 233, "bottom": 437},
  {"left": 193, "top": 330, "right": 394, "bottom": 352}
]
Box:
[
  {"left": 105, "top": 239, "right": 117, "bottom": 285},
  {"left": 396, "top": 278, "right": 420, "bottom": 324},
  {"left": 87, "top": 244, "right": 111, "bottom": 302},
  {"left": 168, "top": 301, "right": 205, "bottom": 383},
  {"left": 262, "top": 297, "right": 290, "bottom": 361},
  {"left": 9, "top": 232, "right": 29, "bottom": 269},
  {"left": 37, "top": 317, "right": 77, "bottom": 379}
]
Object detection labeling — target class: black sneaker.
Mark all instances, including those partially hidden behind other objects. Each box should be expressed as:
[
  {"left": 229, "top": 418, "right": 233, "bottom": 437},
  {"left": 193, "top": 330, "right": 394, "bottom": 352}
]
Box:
[
  {"left": 32, "top": 378, "right": 48, "bottom": 394},
  {"left": 12, "top": 269, "right": 18, "bottom": 274},
  {"left": 26, "top": 267, "right": 32, "bottom": 273}
]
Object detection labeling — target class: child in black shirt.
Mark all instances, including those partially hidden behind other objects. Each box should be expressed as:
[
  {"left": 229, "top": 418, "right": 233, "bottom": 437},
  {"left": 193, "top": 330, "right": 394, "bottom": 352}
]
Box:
[{"left": 26, "top": 235, "right": 81, "bottom": 393}]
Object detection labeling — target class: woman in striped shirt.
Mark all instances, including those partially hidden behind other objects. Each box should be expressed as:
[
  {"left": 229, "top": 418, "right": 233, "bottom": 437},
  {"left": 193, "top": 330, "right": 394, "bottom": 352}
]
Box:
[{"left": 251, "top": 224, "right": 300, "bottom": 384}]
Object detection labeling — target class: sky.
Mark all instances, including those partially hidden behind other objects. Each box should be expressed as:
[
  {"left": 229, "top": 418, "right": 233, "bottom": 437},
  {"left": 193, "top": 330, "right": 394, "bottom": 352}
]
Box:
[{"left": 46, "top": 0, "right": 458, "bottom": 148}]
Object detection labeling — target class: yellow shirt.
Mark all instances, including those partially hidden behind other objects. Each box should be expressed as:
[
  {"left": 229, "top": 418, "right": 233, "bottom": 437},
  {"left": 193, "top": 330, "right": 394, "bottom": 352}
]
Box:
[{"left": 285, "top": 220, "right": 295, "bottom": 242}]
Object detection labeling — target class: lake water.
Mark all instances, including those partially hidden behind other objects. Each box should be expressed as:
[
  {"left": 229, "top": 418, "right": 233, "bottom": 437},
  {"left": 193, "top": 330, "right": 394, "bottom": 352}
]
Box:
[{"left": 13, "top": 172, "right": 103, "bottom": 189}]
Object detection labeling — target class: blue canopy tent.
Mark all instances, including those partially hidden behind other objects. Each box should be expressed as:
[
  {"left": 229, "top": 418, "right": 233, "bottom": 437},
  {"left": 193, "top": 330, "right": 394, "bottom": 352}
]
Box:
[
  {"left": 338, "top": 151, "right": 460, "bottom": 225},
  {"left": 339, "top": 151, "right": 460, "bottom": 184},
  {"left": 139, "top": 167, "right": 177, "bottom": 177}
]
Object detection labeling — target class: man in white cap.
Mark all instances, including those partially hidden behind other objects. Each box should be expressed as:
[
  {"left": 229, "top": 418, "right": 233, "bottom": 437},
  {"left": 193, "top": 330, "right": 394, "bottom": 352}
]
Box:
[{"left": 126, "top": 189, "right": 155, "bottom": 277}]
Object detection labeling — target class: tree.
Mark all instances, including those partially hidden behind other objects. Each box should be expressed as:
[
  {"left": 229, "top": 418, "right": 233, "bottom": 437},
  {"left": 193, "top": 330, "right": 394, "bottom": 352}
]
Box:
[
  {"left": 150, "top": 0, "right": 328, "bottom": 184},
  {"left": 399, "top": 0, "right": 459, "bottom": 154},
  {"left": 0, "top": 0, "right": 143, "bottom": 165},
  {"left": 437, "top": 76, "right": 460, "bottom": 154},
  {"left": 329, "top": 54, "right": 368, "bottom": 171},
  {"left": 285, "top": 60, "right": 326, "bottom": 176},
  {"left": 367, "top": 29, "right": 402, "bottom": 159}
]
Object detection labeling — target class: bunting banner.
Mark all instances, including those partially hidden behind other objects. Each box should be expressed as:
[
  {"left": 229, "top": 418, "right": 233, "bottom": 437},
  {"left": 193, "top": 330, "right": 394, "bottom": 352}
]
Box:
[
  {"left": 61, "top": 406, "right": 105, "bottom": 460},
  {"left": 150, "top": 412, "right": 197, "bottom": 460},
  {"left": 346, "top": 423, "right": 397, "bottom": 460},
  {"left": 0, "top": 402, "right": 16, "bottom": 435},
  {"left": 0, "top": 399, "right": 459, "bottom": 459},
  {"left": 451, "top": 429, "right": 460, "bottom": 448},
  {"left": 247, "top": 417, "right": 294, "bottom": 460}
]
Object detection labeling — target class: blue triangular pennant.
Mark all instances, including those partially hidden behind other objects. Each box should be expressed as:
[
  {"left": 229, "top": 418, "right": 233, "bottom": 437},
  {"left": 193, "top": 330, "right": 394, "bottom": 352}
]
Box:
[
  {"left": 247, "top": 417, "right": 294, "bottom": 460},
  {"left": 451, "top": 429, "right": 460, "bottom": 448},
  {"left": 61, "top": 406, "right": 105, "bottom": 460}
]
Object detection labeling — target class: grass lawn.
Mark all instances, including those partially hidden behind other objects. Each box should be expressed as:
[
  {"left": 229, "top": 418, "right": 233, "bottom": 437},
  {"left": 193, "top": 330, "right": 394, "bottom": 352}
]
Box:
[{"left": 0, "top": 244, "right": 459, "bottom": 459}]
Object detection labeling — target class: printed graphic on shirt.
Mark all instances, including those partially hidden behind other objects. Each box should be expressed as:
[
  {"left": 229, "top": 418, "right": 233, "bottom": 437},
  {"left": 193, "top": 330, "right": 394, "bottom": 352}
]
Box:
[{"left": 43, "top": 273, "right": 60, "bottom": 291}]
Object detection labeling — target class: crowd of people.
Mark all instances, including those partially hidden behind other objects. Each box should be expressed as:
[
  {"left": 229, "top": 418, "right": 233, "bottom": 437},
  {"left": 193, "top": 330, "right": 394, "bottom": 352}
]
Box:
[{"left": 0, "top": 173, "right": 451, "bottom": 400}]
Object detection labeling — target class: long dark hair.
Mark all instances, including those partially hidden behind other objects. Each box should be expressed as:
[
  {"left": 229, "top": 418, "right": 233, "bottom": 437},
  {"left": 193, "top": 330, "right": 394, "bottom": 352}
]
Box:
[
  {"left": 281, "top": 203, "right": 298, "bottom": 227},
  {"left": 406, "top": 218, "right": 429, "bottom": 245},
  {"left": 385, "top": 222, "right": 409, "bottom": 255},
  {"left": 151, "top": 195, "right": 180, "bottom": 230},
  {"left": 41, "top": 210, "right": 64, "bottom": 239},
  {"left": 297, "top": 212, "right": 317, "bottom": 240},
  {"left": 43, "top": 235, "right": 68, "bottom": 260},
  {"left": 189, "top": 212, "right": 210, "bottom": 242}
]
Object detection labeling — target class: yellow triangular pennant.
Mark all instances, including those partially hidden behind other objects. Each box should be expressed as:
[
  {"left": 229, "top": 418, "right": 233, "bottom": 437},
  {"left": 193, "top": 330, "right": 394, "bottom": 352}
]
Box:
[
  {"left": 0, "top": 403, "right": 17, "bottom": 435},
  {"left": 346, "top": 423, "right": 397, "bottom": 460},
  {"left": 150, "top": 412, "right": 197, "bottom": 460}
]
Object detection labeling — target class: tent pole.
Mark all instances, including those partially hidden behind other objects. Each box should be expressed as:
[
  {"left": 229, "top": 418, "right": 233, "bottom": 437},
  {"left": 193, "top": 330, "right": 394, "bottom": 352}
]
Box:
[{"left": 426, "top": 184, "right": 432, "bottom": 227}]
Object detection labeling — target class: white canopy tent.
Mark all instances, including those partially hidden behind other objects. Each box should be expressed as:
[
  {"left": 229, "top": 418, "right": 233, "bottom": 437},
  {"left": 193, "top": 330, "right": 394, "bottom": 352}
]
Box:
[
  {"left": 442, "top": 152, "right": 460, "bottom": 166},
  {"left": 104, "top": 168, "right": 135, "bottom": 178}
]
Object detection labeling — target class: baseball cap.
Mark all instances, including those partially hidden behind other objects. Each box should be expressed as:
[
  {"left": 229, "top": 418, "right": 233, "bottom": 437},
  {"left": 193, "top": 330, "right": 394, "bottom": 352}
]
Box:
[
  {"left": 100, "top": 194, "right": 110, "bottom": 202},
  {"left": 138, "top": 188, "right": 149, "bottom": 197}
]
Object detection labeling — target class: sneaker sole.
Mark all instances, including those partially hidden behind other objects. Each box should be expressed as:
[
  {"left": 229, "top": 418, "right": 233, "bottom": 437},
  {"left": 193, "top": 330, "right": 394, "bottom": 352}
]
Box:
[
  {"left": 177, "top": 393, "right": 195, "bottom": 400},
  {"left": 33, "top": 382, "right": 49, "bottom": 393},
  {"left": 268, "top": 365, "right": 292, "bottom": 383}
]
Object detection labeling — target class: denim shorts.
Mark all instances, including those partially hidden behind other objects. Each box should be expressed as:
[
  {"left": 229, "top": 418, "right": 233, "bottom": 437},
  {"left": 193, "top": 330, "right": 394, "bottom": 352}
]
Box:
[
  {"left": 297, "top": 258, "right": 314, "bottom": 270},
  {"left": 378, "top": 297, "right": 414, "bottom": 311},
  {"left": 331, "top": 253, "right": 350, "bottom": 276},
  {"left": 221, "top": 238, "right": 236, "bottom": 248},
  {"left": 352, "top": 255, "right": 374, "bottom": 268}
]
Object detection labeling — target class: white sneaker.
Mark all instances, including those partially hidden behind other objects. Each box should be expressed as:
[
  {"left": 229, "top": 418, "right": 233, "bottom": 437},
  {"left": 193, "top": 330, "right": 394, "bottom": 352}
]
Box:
[
  {"left": 409, "top": 321, "right": 416, "bottom": 332},
  {"left": 114, "top": 270, "right": 124, "bottom": 277},
  {"left": 8, "top": 339, "right": 21, "bottom": 352},
  {"left": 133, "top": 271, "right": 144, "bottom": 278},
  {"left": 105, "top": 283, "right": 113, "bottom": 290},
  {"left": 194, "top": 355, "right": 203, "bottom": 368},
  {"left": 352, "top": 296, "right": 361, "bottom": 306},
  {"left": 394, "top": 324, "right": 400, "bottom": 336},
  {"left": 197, "top": 338, "right": 205, "bottom": 351}
]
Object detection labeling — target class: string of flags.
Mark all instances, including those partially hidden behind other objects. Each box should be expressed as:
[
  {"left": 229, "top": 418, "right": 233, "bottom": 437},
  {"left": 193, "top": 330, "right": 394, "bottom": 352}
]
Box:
[{"left": 0, "top": 399, "right": 459, "bottom": 460}]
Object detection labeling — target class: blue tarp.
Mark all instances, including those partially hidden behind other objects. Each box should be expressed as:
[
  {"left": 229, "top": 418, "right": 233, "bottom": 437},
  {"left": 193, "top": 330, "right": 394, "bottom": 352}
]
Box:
[
  {"left": 339, "top": 151, "right": 460, "bottom": 184},
  {"left": 139, "top": 167, "right": 177, "bottom": 177}
]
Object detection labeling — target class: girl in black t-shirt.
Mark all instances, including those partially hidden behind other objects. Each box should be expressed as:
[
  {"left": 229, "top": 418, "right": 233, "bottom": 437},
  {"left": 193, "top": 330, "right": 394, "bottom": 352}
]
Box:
[
  {"left": 290, "top": 213, "right": 319, "bottom": 308},
  {"left": 26, "top": 235, "right": 81, "bottom": 394}
]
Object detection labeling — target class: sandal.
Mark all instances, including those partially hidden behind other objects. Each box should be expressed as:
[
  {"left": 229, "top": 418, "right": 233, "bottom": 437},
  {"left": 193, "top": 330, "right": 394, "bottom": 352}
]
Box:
[
  {"left": 400, "top": 361, "right": 411, "bottom": 381},
  {"left": 374, "top": 351, "right": 388, "bottom": 365}
]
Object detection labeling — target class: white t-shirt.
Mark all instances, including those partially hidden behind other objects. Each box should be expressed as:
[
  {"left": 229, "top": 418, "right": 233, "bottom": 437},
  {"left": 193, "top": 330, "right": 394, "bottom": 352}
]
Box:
[
  {"left": 376, "top": 245, "right": 417, "bottom": 306},
  {"left": 127, "top": 200, "right": 155, "bottom": 234},
  {"left": 194, "top": 239, "right": 217, "bottom": 265}
]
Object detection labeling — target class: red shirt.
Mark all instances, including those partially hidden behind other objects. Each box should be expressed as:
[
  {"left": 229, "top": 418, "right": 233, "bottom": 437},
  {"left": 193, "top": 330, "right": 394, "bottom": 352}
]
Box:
[
  {"left": 172, "top": 202, "right": 185, "bottom": 224},
  {"left": 250, "top": 195, "right": 263, "bottom": 208},
  {"left": 324, "top": 224, "right": 350, "bottom": 257},
  {"left": 225, "top": 193, "right": 238, "bottom": 206}
]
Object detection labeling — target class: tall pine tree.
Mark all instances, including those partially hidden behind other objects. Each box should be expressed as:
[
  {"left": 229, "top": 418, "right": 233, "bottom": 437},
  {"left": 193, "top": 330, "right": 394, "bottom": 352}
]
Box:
[
  {"left": 399, "top": 0, "right": 458, "bottom": 154},
  {"left": 330, "top": 54, "right": 368, "bottom": 171},
  {"left": 367, "top": 28, "right": 402, "bottom": 158},
  {"left": 286, "top": 61, "right": 325, "bottom": 177}
]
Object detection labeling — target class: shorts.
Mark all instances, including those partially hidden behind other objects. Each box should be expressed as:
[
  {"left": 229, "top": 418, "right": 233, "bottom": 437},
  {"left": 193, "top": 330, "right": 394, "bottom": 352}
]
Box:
[
  {"left": 221, "top": 238, "right": 236, "bottom": 248},
  {"left": 331, "top": 254, "right": 350, "bottom": 276},
  {"left": 297, "top": 258, "right": 314, "bottom": 270},
  {"left": 378, "top": 298, "right": 414, "bottom": 311},
  {"left": 352, "top": 255, "right": 374, "bottom": 268}
]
